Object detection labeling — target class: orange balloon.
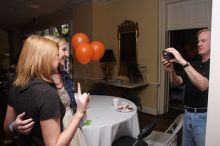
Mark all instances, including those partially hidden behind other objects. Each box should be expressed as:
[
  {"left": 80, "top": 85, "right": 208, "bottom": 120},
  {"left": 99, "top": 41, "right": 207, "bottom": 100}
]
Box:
[
  {"left": 75, "top": 43, "right": 93, "bottom": 65},
  {"left": 90, "top": 41, "right": 105, "bottom": 61},
  {"left": 71, "top": 33, "right": 89, "bottom": 50}
]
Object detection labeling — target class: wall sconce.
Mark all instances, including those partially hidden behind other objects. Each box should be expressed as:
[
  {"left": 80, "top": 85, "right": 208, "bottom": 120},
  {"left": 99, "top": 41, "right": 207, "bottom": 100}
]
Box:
[{"left": 100, "top": 49, "right": 116, "bottom": 80}]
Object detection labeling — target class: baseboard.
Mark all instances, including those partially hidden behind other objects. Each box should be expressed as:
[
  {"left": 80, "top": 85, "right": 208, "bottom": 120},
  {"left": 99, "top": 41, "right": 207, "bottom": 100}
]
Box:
[{"left": 141, "top": 106, "right": 158, "bottom": 115}]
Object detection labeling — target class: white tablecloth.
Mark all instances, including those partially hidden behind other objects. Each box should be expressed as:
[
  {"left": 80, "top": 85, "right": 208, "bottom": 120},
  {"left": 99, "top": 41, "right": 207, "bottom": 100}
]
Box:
[{"left": 81, "top": 95, "right": 140, "bottom": 146}]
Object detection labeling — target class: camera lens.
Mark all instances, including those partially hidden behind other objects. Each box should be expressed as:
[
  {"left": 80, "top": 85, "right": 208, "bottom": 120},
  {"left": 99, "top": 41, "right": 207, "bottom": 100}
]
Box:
[{"left": 162, "top": 50, "right": 174, "bottom": 60}]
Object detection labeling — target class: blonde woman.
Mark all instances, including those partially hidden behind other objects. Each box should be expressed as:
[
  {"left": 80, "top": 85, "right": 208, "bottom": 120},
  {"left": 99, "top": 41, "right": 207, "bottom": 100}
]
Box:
[
  {"left": 45, "top": 35, "right": 88, "bottom": 146},
  {"left": 4, "top": 35, "right": 89, "bottom": 146}
]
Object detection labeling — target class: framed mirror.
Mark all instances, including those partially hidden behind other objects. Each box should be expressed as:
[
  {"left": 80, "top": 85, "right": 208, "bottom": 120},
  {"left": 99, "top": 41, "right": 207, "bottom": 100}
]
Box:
[{"left": 118, "top": 20, "right": 139, "bottom": 78}]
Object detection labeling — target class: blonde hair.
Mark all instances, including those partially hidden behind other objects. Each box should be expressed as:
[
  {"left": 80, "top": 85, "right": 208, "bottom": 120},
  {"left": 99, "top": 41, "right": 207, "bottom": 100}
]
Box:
[
  {"left": 197, "top": 28, "right": 211, "bottom": 37},
  {"left": 14, "top": 35, "right": 59, "bottom": 87},
  {"left": 44, "top": 35, "right": 67, "bottom": 47}
]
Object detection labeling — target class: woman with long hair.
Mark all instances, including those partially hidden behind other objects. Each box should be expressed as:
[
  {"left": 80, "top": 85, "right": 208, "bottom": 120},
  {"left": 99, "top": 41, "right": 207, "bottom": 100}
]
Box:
[{"left": 4, "top": 35, "right": 89, "bottom": 146}]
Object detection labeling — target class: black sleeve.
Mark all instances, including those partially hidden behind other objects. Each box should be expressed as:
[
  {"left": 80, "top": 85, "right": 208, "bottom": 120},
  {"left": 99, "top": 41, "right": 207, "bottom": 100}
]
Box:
[
  {"left": 8, "top": 86, "right": 16, "bottom": 107},
  {"left": 37, "top": 87, "right": 63, "bottom": 120}
]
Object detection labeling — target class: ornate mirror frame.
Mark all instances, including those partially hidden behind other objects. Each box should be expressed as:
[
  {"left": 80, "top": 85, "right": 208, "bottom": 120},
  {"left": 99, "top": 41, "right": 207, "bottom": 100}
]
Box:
[{"left": 117, "top": 20, "right": 139, "bottom": 77}]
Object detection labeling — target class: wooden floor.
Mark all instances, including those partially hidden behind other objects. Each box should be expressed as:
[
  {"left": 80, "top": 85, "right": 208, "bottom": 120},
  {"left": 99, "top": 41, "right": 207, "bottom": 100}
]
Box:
[{"left": 138, "top": 108, "right": 184, "bottom": 146}]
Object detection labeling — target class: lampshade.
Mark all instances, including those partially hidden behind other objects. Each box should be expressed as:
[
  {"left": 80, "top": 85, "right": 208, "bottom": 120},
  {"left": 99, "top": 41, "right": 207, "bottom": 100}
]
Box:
[{"left": 100, "top": 49, "right": 116, "bottom": 62}]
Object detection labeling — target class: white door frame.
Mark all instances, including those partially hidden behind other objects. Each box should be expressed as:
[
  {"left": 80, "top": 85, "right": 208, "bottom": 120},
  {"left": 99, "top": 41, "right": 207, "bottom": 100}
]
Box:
[
  {"left": 158, "top": 0, "right": 178, "bottom": 115},
  {"left": 158, "top": 0, "right": 212, "bottom": 114}
]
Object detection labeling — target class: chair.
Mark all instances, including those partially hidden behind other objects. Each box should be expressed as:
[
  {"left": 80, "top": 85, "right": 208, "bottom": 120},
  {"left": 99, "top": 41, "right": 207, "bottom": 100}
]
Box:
[
  {"left": 143, "top": 113, "right": 184, "bottom": 146},
  {"left": 112, "top": 118, "right": 159, "bottom": 146}
]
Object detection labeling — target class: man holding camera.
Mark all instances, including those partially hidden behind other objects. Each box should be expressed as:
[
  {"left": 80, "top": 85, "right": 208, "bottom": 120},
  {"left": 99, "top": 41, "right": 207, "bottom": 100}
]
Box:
[{"left": 161, "top": 29, "right": 211, "bottom": 146}]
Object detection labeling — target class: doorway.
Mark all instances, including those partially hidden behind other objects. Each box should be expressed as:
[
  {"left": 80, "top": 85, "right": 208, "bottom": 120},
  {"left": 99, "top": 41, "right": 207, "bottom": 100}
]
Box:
[
  {"left": 158, "top": 0, "right": 212, "bottom": 114},
  {"left": 168, "top": 28, "right": 206, "bottom": 110}
]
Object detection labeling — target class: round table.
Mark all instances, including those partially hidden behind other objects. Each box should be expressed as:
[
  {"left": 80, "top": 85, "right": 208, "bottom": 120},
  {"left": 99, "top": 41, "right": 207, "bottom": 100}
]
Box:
[{"left": 81, "top": 95, "right": 140, "bottom": 146}]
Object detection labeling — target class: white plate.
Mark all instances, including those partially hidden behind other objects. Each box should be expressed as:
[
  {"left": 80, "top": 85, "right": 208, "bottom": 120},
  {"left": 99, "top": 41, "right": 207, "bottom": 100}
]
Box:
[{"left": 115, "top": 103, "right": 134, "bottom": 112}]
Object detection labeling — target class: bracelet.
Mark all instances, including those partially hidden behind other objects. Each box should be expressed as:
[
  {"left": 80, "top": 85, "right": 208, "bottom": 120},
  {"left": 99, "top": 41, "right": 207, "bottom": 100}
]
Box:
[
  {"left": 183, "top": 62, "right": 190, "bottom": 68},
  {"left": 9, "top": 121, "right": 18, "bottom": 136},
  {"left": 9, "top": 121, "right": 15, "bottom": 133}
]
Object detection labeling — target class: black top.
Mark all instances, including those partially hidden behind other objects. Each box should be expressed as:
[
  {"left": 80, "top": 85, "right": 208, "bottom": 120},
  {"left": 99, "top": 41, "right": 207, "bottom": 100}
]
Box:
[
  {"left": 180, "top": 58, "right": 210, "bottom": 108},
  {"left": 8, "top": 77, "right": 65, "bottom": 146}
]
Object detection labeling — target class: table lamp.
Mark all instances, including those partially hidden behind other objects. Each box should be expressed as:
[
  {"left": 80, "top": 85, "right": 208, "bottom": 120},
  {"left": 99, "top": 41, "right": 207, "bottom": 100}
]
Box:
[{"left": 100, "top": 49, "right": 116, "bottom": 80}]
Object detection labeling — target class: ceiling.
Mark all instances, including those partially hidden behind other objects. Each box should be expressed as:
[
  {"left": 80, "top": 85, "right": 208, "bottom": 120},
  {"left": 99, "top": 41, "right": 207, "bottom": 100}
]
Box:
[{"left": 0, "top": 0, "right": 88, "bottom": 29}]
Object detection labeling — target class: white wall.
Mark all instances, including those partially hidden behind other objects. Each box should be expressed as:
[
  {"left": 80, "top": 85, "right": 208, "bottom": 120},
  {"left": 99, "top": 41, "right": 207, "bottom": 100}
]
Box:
[{"left": 206, "top": 0, "right": 220, "bottom": 145}]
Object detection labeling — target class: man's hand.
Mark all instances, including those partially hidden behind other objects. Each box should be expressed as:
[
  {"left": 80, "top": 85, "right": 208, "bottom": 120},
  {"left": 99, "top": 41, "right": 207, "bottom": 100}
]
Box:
[
  {"left": 13, "top": 112, "right": 35, "bottom": 135},
  {"left": 161, "top": 48, "right": 184, "bottom": 86},
  {"left": 161, "top": 57, "right": 174, "bottom": 72},
  {"left": 165, "top": 47, "right": 187, "bottom": 66}
]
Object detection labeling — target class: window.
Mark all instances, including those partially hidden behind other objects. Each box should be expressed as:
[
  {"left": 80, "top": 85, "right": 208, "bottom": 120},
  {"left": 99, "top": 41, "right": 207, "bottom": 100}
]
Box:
[{"left": 24, "top": 23, "right": 72, "bottom": 75}]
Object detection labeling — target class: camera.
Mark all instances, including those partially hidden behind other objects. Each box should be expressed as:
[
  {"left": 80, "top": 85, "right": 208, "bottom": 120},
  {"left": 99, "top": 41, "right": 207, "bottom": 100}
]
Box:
[{"left": 162, "top": 50, "right": 174, "bottom": 60}]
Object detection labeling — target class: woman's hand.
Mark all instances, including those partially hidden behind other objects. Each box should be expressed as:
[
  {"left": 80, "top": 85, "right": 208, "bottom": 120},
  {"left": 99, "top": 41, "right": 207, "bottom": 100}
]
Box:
[
  {"left": 51, "top": 73, "right": 61, "bottom": 84},
  {"left": 75, "top": 83, "right": 90, "bottom": 118}
]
